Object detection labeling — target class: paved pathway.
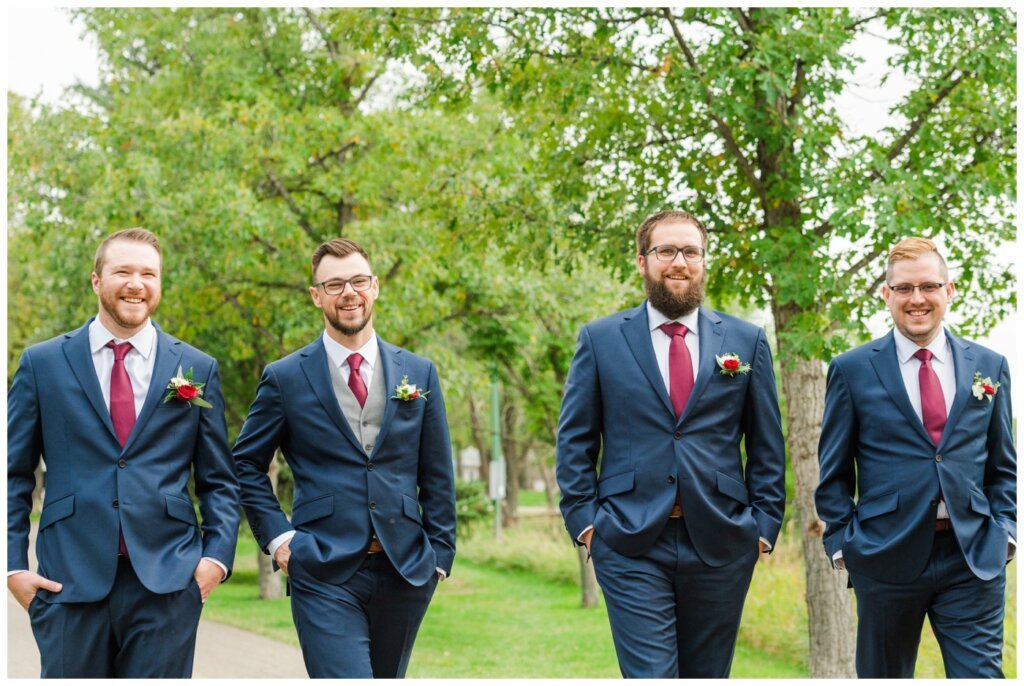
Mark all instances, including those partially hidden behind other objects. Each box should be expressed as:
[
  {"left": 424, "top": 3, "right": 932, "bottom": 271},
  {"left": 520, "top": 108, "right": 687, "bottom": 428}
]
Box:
[{"left": 7, "top": 524, "right": 307, "bottom": 678}]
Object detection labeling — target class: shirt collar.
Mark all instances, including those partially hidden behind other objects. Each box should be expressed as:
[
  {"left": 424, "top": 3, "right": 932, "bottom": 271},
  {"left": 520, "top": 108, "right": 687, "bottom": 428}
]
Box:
[
  {"left": 322, "top": 330, "right": 378, "bottom": 370},
  {"left": 647, "top": 301, "right": 700, "bottom": 337},
  {"left": 893, "top": 326, "right": 949, "bottom": 365},
  {"left": 89, "top": 318, "right": 156, "bottom": 360}
]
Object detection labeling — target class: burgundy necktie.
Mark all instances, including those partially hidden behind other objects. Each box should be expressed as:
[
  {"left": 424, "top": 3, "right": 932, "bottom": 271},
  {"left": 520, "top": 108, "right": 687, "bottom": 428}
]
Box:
[
  {"left": 660, "top": 323, "right": 694, "bottom": 419},
  {"left": 348, "top": 353, "right": 368, "bottom": 408},
  {"left": 106, "top": 340, "right": 134, "bottom": 556},
  {"left": 915, "top": 349, "right": 947, "bottom": 446}
]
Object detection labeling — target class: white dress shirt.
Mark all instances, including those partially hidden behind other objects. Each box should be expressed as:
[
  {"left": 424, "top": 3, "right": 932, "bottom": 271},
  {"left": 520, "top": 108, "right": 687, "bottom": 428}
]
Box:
[{"left": 647, "top": 302, "right": 700, "bottom": 391}]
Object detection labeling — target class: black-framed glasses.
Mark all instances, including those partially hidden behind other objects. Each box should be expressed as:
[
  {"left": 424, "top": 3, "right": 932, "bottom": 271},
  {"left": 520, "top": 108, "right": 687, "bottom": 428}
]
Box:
[
  {"left": 314, "top": 275, "right": 375, "bottom": 295},
  {"left": 887, "top": 282, "right": 946, "bottom": 296},
  {"left": 645, "top": 244, "right": 706, "bottom": 264}
]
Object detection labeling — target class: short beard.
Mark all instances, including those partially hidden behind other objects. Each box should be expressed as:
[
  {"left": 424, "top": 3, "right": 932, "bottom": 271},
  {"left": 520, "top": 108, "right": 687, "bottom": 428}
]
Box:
[
  {"left": 324, "top": 300, "right": 372, "bottom": 337},
  {"left": 644, "top": 269, "right": 706, "bottom": 319}
]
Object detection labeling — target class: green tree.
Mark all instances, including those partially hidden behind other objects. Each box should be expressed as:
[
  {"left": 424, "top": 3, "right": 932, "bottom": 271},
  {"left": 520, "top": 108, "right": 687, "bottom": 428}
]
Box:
[{"left": 399, "top": 7, "right": 1016, "bottom": 676}]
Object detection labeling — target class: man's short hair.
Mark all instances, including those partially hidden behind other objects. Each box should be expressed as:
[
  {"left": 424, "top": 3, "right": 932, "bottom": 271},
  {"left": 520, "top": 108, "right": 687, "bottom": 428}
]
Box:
[
  {"left": 886, "top": 237, "right": 948, "bottom": 281},
  {"left": 311, "top": 238, "right": 370, "bottom": 279},
  {"left": 635, "top": 210, "right": 709, "bottom": 256},
  {"left": 93, "top": 228, "right": 162, "bottom": 274}
]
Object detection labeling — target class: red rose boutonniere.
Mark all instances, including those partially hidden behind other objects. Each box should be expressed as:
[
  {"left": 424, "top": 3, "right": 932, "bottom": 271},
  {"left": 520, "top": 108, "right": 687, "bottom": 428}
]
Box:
[
  {"left": 391, "top": 375, "right": 430, "bottom": 402},
  {"left": 715, "top": 353, "right": 751, "bottom": 377},
  {"left": 971, "top": 371, "right": 1000, "bottom": 402},
  {"left": 164, "top": 366, "right": 213, "bottom": 408}
]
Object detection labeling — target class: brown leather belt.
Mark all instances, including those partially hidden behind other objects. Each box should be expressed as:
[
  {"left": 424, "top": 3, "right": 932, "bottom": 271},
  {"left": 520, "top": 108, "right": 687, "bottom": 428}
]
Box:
[
  {"left": 935, "top": 519, "right": 952, "bottom": 532},
  {"left": 669, "top": 504, "right": 684, "bottom": 519},
  {"left": 367, "top": 537, "right": 383, "bottom": 554}
]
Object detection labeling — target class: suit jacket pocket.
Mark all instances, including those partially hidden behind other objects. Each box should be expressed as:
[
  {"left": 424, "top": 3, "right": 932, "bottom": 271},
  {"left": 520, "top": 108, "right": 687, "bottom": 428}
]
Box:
[
  {"left": 716, "top": 472, "right": 749, "bottom": 505},
  {"left": 165, "top": 494, "right": 199, "bottom": 526},
  {"left": 402, "top": 494, "right": 423, "bottom": 524},
  {"left": 597, "top": 471, "right": 635, "bottom": 499},
  {"left": 39, "top": 494, "right": 75, "bottom": 530},
  {"left": 855, "top": 491, "right": 898, "bottom": 521},
  {"left": 291, "top": 493, "right": 335, "bottom": 528}
]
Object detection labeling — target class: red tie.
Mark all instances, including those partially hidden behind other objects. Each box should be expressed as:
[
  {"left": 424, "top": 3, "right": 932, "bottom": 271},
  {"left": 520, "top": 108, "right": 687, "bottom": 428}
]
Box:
[
  {"left": 106, "top": 340, "right": 134, "bottom": 556},
  {"left": 660, "top": 323, "right": 694, "bottom": 419},
  {"left": 915, "top": 349, "right": 947, "bottom": 446},
  {"left": 348, "top": 353, "right": 368, "bottom": 408}
]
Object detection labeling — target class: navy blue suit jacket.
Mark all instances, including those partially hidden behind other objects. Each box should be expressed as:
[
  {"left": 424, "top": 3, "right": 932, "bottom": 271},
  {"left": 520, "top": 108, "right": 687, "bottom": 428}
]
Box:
[
  {"left": 233, "top": 337, "right": 456, "bottom": 587},
  {"left": 7, "top": 319, "right": 240, "bottom": 603},
  {"left": 556, "top": 303, "right": 787, "bottom": 565},
  {"left": 816, "top": 330, "right": 1016, "bottom": 583}
]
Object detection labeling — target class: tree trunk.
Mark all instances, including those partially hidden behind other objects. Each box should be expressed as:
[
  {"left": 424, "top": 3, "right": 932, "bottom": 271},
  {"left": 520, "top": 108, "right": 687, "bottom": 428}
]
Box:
[
  {"left": 577, "top": 545, "right": 599, "bottom": 608},
  {"left": 501, "top": 401, "right": 520, "bottom": 526},
  {"left": 779, "top": 354, "right": 856, "bottom": 677},
  {"left": 467, "top": 394, "right": 490, "bottom": 483},
  {"left": 258, "top": 452, "right": 285, "bottom": 600}
]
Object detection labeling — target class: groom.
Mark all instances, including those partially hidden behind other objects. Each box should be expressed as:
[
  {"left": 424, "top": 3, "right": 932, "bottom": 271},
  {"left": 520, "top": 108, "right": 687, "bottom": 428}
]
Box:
[
  {"left": 233, "top": 238, "right": 456, "bottom": 678},
  {"left": 556, "top": 210, "right": 786, "bottom": 678},
  {"left": 7, "top": 228, "right": 240, "bottom": 678}
]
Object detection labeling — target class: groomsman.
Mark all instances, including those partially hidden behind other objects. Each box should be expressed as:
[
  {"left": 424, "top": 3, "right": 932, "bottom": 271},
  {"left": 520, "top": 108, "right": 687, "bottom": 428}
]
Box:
[
  {"left": 556, "top": 210, "right": 787, "bottom": 677},
  {"left": 816, "top": 237, "right": 1015, "bottom": 677},
  {"left": 234, "top": 238, "right": 455, "bottom": 678},
  {"left": 7, "top": 228, "right": 240, "bottom": 678}
]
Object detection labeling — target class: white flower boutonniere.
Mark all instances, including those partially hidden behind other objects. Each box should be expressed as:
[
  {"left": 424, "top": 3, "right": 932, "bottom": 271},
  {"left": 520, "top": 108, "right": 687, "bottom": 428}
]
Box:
[
  {"left": 715, "top": 353, "right": 751, "bottom": 377},
  {"left": 391, "top": 375, "right": 430, "bottom": 401},
  {"left": 971, "top": 371, "right": 1000, "bottom": 402}
]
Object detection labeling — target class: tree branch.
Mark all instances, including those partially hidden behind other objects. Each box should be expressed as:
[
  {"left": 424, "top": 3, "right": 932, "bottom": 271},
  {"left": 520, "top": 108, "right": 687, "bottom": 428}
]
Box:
[{"left": 261, "top": 162, "right": 318, "bottom": 241}]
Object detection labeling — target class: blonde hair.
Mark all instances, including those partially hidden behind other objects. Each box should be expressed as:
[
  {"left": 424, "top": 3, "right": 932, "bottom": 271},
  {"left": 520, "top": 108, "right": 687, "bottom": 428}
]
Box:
[{"left": 886, "top": 237, "right": 948, "bottom": 281}]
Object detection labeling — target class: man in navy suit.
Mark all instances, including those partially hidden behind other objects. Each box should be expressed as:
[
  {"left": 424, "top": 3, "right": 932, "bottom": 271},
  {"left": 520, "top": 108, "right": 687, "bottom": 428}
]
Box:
[
  {"left": 556, "top": 210, "right": 786, "bottom": 678},
  {"left": 816, "top": 237, "right": 1015, "bottom": 678},
  {"left": 7, "top": 228, "right": 240, "bottom": 678},
  {"left": 233, "top": 238, "right": 455, "bottom": 678}
]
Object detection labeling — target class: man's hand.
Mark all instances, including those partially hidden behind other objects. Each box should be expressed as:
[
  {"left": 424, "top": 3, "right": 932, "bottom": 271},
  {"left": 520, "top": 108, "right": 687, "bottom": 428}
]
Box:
[
  {"left": 274, "top": 538, "right": 292, "bottom": 576},
  {"left": 7, "top": 571, "right": 62, "bottom": 611},
  {"left": 193, "top": 559, "right": 223, "bottom": 602},
  {"left": 758, "top": 539, "right": 770, "bottom": 554},
  {"left": 581, "top": 528, "right": 595, "bottom": 555}
]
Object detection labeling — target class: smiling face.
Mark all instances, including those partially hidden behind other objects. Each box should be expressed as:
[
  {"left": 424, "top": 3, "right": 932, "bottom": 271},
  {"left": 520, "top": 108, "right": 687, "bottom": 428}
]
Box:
[
  {"left": 637, "top": 220, "right": 707, "bottom": 319},
  {"left": 310, "top": 252, "right": 379, "bottom": 347},
  {"left": 91, "top": 239, "right": 162, "bottom": 338},
  {"left": 882, "top": 252, "right": 954, "bottom": 346}
]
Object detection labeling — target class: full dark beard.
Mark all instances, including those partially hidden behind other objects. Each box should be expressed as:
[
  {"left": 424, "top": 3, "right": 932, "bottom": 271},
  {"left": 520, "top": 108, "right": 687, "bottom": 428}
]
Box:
[
  {"left": 644, "top": 270, "right": 705, "bottom": 319},
  {"left": 324, "top": 301, "right": 372, "bottom": 336}
]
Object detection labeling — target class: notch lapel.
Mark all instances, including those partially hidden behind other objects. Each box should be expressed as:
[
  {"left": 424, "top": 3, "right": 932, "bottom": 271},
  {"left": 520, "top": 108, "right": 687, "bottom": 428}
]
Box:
[
  {"left": 299, "top": 339, "right": 364, "bottom": 454},
  {"left": 870, "top": 332, "right": 934, "bottom": 446},
  {"left": 62, "top": 320, "right": 118, "bottom": 442},
  {"left": 620, "top": 304, "right": 675, "bottom": 418},
  {"left": 370, "top": 340, "right": 404, "bottom": 456},
  {"left": 677, "top": 308, "right": 726, "bottom": 427},
  {"left": 937, "top": 332, "right": 974, "bottom": 451},
  {"left": 121, "top": 324, "right": 182, "bottom": 454}
]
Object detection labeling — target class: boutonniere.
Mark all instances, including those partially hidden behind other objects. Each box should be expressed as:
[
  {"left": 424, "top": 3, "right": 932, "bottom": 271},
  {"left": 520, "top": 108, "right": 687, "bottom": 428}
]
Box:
[
  {"left": 716, "top": 353, "right": 751, "bottom": 377},
  {"left": 391, "top": 375, "right": 430, "bottom": 401},
  {"left": 971, "top": 371, "right": 1000, "bottom": 402},
  {"left": 163, "top": 366, "right": 214, "bottom": 408}
]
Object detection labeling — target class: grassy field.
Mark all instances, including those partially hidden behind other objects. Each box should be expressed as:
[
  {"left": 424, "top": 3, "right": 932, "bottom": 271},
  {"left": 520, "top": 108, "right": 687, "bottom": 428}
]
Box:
[{"left": 206, "top": 519, "right": 1015, "bottom": 678}]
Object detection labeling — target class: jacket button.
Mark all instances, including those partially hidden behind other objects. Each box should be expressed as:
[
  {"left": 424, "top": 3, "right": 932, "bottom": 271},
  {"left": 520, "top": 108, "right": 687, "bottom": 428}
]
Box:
[
  {"left": 118, "top": 459, "right": 127, "bottom": 469},
  {"left": 674, "top": 431, "right": 682, "bottom": 440},
  {"left": 667, "top": 475, "right": 676, "bottom": 484},
  {"left": 112, "top": 499, "right": 119, "bottom": 508},
  {"left": 369, "top": 501, "right": 377, "bottom": 509},
  {"left": 930, "top": 499, "right": 939, "bottom": 507},
  {"left": 935, "top": 454, "right": 942, "bottom": 462},
  {"left": 367, "top": 463, "right": 375, "bottom": 471}
]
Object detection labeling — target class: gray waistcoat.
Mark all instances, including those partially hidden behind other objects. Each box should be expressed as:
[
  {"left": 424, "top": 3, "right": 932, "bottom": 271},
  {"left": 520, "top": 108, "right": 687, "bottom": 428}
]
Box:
[{"left": 327, "top": 352, "right": 387, "bottom": 456}]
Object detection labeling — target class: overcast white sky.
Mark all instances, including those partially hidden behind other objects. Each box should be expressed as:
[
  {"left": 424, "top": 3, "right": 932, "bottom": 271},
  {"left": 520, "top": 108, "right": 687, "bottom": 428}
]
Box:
[{"left": 4, "top": 6, "right": 1020, "bottom": 410}]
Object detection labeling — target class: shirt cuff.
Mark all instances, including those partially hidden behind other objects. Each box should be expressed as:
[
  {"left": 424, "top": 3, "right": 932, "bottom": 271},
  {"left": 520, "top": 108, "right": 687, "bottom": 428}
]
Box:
[
  {"left": 1009, "top": 536, "right": 1016, "bottom": 562},
  {"left": 576, "top": 525, "right": 594, "bottom": 544},
  {"left": 202, "top": 557, "right": 229, "bottom": 582},
  {"left": 436, "top": 567, "right": 447, "bottom": 581},
  {"left": 268, "top": 530, "right": 296, "bottom": 558},
  {"left": 759, "top": 537, "right": 772, "bottom": 553},
  {"left": 7, "top": 570, "right": 28, "bottom": 577}
]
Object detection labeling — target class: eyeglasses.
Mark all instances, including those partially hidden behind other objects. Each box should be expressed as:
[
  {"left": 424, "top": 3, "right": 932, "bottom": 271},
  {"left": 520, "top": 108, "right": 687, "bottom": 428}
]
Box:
[
  {"left": 314, "top": 275, "right": 374, "bottom": 295},
  {"left": 887, "top": 282, "right": 946, "bottom": 296},
  {"left": 645, "top": 245, "right": 706, "bottom": 264}
]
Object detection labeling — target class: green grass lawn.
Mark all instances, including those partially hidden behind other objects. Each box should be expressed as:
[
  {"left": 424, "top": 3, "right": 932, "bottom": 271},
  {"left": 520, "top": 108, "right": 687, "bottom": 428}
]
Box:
[{"left": 206, "top": 521, "right": 1014, "bottom": 678}]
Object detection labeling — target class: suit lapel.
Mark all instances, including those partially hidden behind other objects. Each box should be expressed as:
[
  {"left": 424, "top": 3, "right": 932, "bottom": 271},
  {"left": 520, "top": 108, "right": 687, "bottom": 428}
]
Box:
[
  {"left": 299, "top": 338, "right": 363, "bottom": 454},
  {"left": 620, "top": 304, "right": 675, "bottom": 418},
  {"left": 938, "top": 332, "right": 974, "bottom": 451},
  {"left": 122, "top": 324, "right": 182, "bottom": 454},
  {"left": 62, "top": 320, "right": 118, "bottom": 442},
  {"left": 677, "top": 308, "right": 726, "bottom": 427},
  {"left": 870, "top": 332, "right": 934, "bottom": 446},
  {"left": 370, "top": 339, "right": 404, "bottom": 456}
]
